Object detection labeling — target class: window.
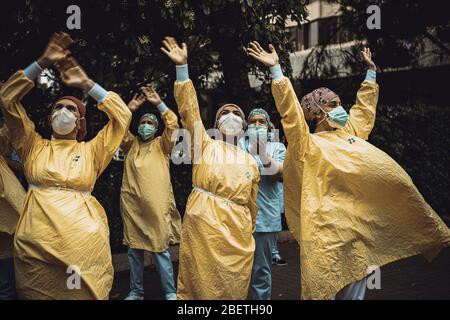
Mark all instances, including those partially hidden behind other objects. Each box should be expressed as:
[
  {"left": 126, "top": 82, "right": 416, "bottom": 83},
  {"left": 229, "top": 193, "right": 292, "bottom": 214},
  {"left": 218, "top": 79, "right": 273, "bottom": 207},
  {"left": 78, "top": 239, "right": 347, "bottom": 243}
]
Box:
[
  {"left": 318, "top": 16, "right": 339, "bottom": 46},
  {"left": 288, "top": 16, "right": 356, "bottom": 52}
]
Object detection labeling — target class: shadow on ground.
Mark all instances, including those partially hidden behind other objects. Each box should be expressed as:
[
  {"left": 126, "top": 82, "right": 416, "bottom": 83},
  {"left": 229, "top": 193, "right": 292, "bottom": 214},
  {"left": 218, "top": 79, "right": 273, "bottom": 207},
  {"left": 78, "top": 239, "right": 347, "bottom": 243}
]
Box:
[{"left": 110, "top": 243, "right": 450, "bottom": 300}]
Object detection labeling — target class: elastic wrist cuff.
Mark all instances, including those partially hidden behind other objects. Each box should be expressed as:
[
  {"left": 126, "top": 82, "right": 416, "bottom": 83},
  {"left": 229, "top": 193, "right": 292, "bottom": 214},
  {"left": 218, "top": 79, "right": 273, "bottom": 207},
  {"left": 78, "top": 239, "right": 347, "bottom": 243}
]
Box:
[
  {"left": 88, "top": 83, "right": 108, "bottom": 103},
  {"left": 176, "top": 64, "right": 189, "bottom": 82},
  {"left": 23, "top": 61, "right": 44, "bottom": 80},
  {"left": 157, "top": 101, "right": 169, "bottom": 113},
  {"left": 270, "top": 64, "right": 284, "bottom": 81},
  {"left": 365, "top": 69, "right": 376, "bottom": 83}
]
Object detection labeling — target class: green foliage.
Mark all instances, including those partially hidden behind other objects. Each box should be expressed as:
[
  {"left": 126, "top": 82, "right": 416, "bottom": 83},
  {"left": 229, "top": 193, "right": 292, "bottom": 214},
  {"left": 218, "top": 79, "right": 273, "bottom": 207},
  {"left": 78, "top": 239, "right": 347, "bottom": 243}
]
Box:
[
  {"left": 337, "top": 0, "right": 450, "bottom": 67},
  {"left": 301, "top": 0, "right": 449, "bottom": 79},
  {"left": 0, "top": 0, "right": 308, "bottom": 102}
]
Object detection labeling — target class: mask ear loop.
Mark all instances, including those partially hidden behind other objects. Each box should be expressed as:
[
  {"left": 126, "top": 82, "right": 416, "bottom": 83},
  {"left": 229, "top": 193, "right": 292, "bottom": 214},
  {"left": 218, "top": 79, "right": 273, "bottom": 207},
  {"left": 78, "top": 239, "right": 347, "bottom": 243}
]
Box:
[
  {"left": 311, "top": 92, "right": 329, "bottom": 127},
  {"left": 76, "top": 117, "right": 85, "bottom": 130}
]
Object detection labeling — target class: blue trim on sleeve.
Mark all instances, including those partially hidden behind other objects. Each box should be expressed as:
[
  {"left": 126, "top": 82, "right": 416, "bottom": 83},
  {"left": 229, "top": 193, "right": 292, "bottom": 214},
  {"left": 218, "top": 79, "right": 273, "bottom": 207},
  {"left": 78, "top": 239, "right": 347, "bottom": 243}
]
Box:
[
  {"left": 23, "top": 61, "right": 43, "bottom": 80},
  {"left": 88, "top": 83, "right": 108, "bottom": 103},
  {"left": 270, "top": 64, "right": 284, "bottom": 81},
  {"left": 176, "top": 64, "right": 189, "bottom": 82},
  {"left": 365, "top": 69, "right": 376, "bottom": 83},
  {"left": 157, "top": 101, "right": 169, "bottom": 113}
]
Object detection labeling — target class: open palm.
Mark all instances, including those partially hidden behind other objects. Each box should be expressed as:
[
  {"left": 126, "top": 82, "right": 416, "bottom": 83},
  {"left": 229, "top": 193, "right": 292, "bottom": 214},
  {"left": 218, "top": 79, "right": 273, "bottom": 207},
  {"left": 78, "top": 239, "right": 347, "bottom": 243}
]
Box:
[
  {"left": 141, "top": 86, "right": 162, "bottom": 106},
  {"left": 246, "top": 41, "right": 279, "bottom": 67},
  {"left": 160, "top": 37, "right": 188, "bottom": 65},
  {"left": 39, "top": 32, "right": 74, "bottom": 68},
  {"left": 128, "top": 93, "right": 146, "bottom": 112},
  {"left": 361, "top": 47, "right": 376, "bottom": 71},
  {"left": 56, "top": 57, "right": 90, "bottom": 89}
]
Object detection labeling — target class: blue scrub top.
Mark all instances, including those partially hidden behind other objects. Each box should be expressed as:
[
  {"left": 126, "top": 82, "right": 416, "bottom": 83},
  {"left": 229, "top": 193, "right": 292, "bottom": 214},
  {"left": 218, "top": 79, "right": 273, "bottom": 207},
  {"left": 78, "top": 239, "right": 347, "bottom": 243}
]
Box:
[{"left": 239, "top": 138, "right": 286, "bottom": 232}]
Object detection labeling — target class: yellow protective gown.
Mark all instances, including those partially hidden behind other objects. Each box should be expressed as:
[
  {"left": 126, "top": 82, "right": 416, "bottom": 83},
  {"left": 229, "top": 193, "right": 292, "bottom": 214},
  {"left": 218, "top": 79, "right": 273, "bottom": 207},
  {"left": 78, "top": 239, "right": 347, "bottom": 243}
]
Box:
[
  {"left": 272, "top": 76, "right": 450, "bottom": 300},
  {"left": 120, "top": 108, "right": 182, "bottom": 252},
  {"left": 0, "top": 127, "right": 26, "bottom": 260},
  {"left": 0, "top": 71, "right": 132, "bottom": 300},
  {"left": 174, "top": 80, "right": 260, "bottom": 300}
]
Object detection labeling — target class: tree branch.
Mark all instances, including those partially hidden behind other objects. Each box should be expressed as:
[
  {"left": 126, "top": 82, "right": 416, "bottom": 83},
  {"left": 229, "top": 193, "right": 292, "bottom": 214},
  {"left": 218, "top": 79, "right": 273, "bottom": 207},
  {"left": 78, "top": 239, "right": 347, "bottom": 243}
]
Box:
[{"left": 422, "top": 30, "right": 450, "bottom": 55}]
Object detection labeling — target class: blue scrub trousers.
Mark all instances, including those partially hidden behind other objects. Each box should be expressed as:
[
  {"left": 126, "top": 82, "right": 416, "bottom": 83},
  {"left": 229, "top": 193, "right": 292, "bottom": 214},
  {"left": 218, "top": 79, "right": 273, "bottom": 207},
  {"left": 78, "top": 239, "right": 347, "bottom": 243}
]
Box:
[
  {"left": 249, "top": 232, "right": 277, "bottom": 300},
  {"left": 0, "top": 258, "right": 16, "bottom": 300},
  {"left": 127, "top": 248, "right": 177, "bottom": 300}
]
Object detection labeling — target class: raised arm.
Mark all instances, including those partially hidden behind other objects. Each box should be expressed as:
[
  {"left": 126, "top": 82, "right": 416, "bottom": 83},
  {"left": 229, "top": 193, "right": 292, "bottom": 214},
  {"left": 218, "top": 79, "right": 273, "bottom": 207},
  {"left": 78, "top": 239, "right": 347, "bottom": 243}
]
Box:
[
  {"left": 119, "top": 92, "right": 148, "bottom": 154},
  {"left": 56, "top": 57, "right": 132, "bottom": 174},
  {"left": 141, "top": 86, "right": 179, "bottom": 155},
  {"left": 90, "top": 92, "right": 132, "bottom": 174},
  {"left": 342, "top": 48, "right": 380, "bottom": 140},
  {"left": 246, "top": 41, "right": 310, "bottom": 160},
  {"left": 161, "top": 37, "right": 210, "bottom": 159},
  {"left": 0, "top": 32, "right": 73, "bottom": 160}
]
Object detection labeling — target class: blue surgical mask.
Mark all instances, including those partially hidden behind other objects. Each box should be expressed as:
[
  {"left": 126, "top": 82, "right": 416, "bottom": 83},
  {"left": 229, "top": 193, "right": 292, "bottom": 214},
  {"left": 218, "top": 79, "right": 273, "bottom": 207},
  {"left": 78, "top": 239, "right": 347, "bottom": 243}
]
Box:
[
  {"left": 318, "top": 106, "right": 349, "bottom": 129},
  {"left": 327, "top": 106, "right": 349, "bottom": 128},
  {"left": 247, "top": 124, "right": 269, "bottom": 140},
  {"left": 138, "top": 123, "right": 157, "bottom": 140}
]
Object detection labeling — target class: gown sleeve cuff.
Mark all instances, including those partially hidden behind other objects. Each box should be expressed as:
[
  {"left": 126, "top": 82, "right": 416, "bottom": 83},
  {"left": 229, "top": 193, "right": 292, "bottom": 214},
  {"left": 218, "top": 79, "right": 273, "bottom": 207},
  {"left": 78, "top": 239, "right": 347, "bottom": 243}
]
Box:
[
  {"left": 157, "top": 101, "right": 169, "bottom": 113},
  {"left": 176, "top": 64, "right": 189, "bottom": 82},
  {"left": 23, "top": 61, "right": 44, "bottom": 80},
  {"left": 270, "top": 64, "right": 284, "bottom": 81},
  {"left": 365, "top": 69, "right": 377, "bottom": 83},
  {"left": 88, "top": 83, "right": 108, "bottom": 103}
]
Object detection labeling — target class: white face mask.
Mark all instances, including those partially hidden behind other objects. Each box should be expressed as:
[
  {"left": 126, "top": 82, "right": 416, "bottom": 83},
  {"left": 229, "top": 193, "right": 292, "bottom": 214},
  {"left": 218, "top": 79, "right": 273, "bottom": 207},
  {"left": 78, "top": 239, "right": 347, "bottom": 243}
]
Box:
[
  {"left": 218, "top": 112, "right": 244, "bottom": 136},
  {"left": 51, "top": 107, "right": 78, "bottom": 136}
]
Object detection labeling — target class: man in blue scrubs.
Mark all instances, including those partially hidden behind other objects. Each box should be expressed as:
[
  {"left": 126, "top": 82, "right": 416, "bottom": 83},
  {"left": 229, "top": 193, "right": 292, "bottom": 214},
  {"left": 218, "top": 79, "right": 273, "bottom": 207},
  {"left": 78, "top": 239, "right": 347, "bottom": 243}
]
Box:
[{"left": 240, "top": 108, "right": 286, "bottom": 300}]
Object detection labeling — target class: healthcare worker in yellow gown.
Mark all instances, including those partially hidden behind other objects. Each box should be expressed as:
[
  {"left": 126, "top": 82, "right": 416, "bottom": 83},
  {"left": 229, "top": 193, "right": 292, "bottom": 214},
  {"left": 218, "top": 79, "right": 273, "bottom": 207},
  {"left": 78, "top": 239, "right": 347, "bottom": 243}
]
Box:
[
  {"left": 0, "top": 125, "right": 26, "bottom": 300},
  {"left": 0, "top": 32, "right": 132, "bottom": 299},
  {"left": 247, "top": 42, "right": 450, "bottom": 300},
  {"left": 120, "top": 86, "right": 181, "bottom": 300},
  {"left": 161, "top": 37, "right": 260, "bottom": 300}
]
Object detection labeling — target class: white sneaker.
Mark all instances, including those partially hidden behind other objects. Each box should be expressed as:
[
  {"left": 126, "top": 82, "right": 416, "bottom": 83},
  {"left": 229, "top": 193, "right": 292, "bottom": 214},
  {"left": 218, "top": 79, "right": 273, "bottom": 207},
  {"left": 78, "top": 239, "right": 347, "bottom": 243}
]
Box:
[
  {"left": 125, "top": 293, "right": 144, "bottom": 300},
  {"left": 166, "top": 293, "right": 177, "bottom": 300}
]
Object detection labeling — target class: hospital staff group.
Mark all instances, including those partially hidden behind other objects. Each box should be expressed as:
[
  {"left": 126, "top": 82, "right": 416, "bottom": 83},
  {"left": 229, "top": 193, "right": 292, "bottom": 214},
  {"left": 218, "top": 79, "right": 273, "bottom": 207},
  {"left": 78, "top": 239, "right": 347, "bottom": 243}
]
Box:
[{"left": 0, "top": 32, "right": 449, "bottom": 300}]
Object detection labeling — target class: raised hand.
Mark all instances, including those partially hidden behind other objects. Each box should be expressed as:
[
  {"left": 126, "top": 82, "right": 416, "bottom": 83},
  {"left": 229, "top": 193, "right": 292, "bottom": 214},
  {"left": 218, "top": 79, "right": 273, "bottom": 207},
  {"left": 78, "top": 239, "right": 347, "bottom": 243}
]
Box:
[
  {"left": 141, "top": 86, "right": 162, "bottom": 106},
  {"left": 160, "top": 37, "right": 188, "bottom": 65},
  {"left": 55, "top": 57, "right": 94, "bottom": 92},
  {"left": 38, "top": 32, "right": 74, "bottom": 68},
  {"left": 127, "top": 92, "right": 146, "bottom": 112},
  {"left": 361, "top": 47, "right": 376, "bottom": 71},
  {"left": 246, "top": 41, "right": 279, "bottom": 67}
]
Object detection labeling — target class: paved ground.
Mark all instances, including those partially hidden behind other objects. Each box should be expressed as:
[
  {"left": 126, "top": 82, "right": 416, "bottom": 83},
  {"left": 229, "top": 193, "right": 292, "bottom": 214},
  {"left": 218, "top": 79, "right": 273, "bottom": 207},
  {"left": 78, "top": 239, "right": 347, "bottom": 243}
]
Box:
[{"left": 110, "top": 242, "right": 450, "bottom": 300}]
